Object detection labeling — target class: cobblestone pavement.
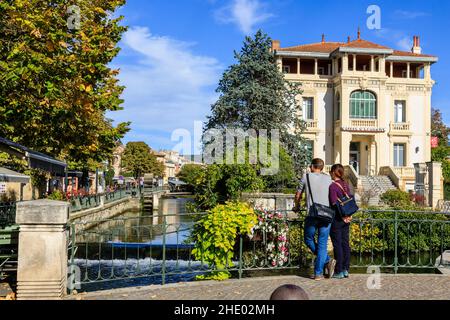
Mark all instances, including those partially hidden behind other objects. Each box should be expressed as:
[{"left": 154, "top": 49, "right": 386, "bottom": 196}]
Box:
[{"left": 67, "top": 274, "right": 450, "bottom": 300}]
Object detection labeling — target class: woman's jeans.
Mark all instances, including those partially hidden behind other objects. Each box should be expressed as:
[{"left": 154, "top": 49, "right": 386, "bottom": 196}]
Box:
[
  {"left": 304, "top": 217, "right": 331, "bottom": 276},
  {"left": 330, "top": 220, "right": 351, "bottom": 274}
]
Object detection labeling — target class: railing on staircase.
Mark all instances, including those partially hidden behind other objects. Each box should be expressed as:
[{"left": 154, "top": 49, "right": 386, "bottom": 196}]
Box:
[
  {"left": 380, "top": 166, "right": 415, "bottom": 191},
  {"left": 345, "top": 165, "right": 359, "bottom": 190},
  {"left": 380, "top": 166, "right": 401, "bottom": 189}
]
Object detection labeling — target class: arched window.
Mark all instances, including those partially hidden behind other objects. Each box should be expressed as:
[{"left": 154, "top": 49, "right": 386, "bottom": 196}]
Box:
[{"left": 350, "top": 91, "right": 377, "bottom": 119}]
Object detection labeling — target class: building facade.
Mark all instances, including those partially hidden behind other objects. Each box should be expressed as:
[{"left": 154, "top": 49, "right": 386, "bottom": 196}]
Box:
[{"left": 273, "top": 33, "right": 437, "bottom": 183}]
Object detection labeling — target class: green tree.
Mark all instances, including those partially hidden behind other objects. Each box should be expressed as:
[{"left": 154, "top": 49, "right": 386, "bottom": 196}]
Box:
[
  {"left": 205, "top": 30, "right": 310, "bottom": 176},
  {"left": 177, "top": 164, "right": 204, "bottom": 185},
  {"left": 188, "top": 164, "right": 264, "bottom": 210},
  {"left": 0, "top": 0, "right": 130, "bottom": 168},
  {"left": 431, "top": 108, "right": 450, "bottom": 147},
  {"left": 121, "top": 142, "right": 164, "bottom": 179}
]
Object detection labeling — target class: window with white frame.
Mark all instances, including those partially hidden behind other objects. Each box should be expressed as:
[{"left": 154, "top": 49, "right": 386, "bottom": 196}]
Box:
[
  {"left": 302, "top": 97, "right": 314, "bottom": 120},
  {"left": 394, "top": 100, "right": 406, "bottom": 123},
  {"left": 393, "top": 143, "right": 406, "bottom": 167}
]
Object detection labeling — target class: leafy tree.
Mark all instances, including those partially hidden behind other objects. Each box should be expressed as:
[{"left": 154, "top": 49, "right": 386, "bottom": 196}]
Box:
[
  {"left": 104, "top": 168, "right": 115, "bottom": 187},
  {"left": 187, "top": 164, "right": 264, "bottom": 210},
  {"left": 205, "top": 30, "right": 310, "bottom": 177},
  {"left": 431, "top": 108, "right": 450, "bottom": 147},
  {"left": 177, "top": 164, "right": 204, "bottom": 185},
  {"left": 261, "top": 146, "right": 297, "bottom": 191},
  {"left": 121, "top": 142, "right": 164, "bottom": 179},
  {"left": 0, "top": 0, "right": 130, "bottom": 169},
  {"left": 431, "top": 146, "right": 450, "bottom": 183}
]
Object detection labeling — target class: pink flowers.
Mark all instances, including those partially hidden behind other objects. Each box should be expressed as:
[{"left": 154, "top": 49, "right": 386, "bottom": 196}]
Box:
[{"left": 251, "top": 208, "right": 290, "bottom": 268}]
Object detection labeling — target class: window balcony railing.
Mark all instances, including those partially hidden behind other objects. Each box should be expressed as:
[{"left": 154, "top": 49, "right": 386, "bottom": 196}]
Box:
[
  {"left": 350, "top": 119, "right": 378, "bottom": 128},
  {"left": 390, "top": 122, "right": 411, "bottom": 132},
  {"left": 304, "top": 120, "right": 318, "bottom": 131}
]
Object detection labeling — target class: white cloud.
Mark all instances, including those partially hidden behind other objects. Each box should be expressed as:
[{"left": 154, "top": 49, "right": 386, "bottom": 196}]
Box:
[
  {"left": 394, "top": 10, "right": 430, "bottom": 19},
  {"left": 109, "top": 27, "right": 222, "bottom": 151},
  {"left": 373, "top": 28, "right": 413, "bottom": 52},
  {"left": 396, "top": 36, "right": 412, "bottom": 51},
  {"left": 215, "top": 0, "right": 273, "bottom": 34}
]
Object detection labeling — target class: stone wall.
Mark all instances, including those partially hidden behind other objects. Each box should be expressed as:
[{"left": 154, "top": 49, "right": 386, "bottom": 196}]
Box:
[
  {"left": 69, "top": 197, "right": 140, "bottom": 228},
  {"left": 241, "top": 193, "right": 295, "bottom": 212}
]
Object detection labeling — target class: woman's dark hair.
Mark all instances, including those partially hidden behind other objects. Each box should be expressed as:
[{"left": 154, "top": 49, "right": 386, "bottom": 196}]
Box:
[{"left": 330, "top": 164, "right": 345, "bottom": 179}]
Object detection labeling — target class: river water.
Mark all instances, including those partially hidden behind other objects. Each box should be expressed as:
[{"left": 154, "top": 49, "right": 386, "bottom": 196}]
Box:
[{"left": 71, "top": 197, "right": 209, "bottom": 292}]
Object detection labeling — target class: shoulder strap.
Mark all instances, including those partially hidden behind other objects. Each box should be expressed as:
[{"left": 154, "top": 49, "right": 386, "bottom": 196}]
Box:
[
  {"left": 333, "top": 180, "right": 350, "bottom": 197},
  {"left": 306, "top": 174, "right": 315, "bottom": 205}
]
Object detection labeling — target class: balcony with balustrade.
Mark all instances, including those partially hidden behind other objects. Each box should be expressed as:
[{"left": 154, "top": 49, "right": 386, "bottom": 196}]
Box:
[
  {"left": 304, "top": 120, "right": 319, "bottom": 133},
  {"left": 336, "top": 118, "right": 385, "bottom": 133},
  {"left": 389, "top": 122, "right": 412, "bottom": 136}
]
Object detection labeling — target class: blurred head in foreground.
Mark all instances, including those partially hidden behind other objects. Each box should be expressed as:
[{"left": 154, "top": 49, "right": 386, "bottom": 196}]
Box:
[{"left": 270, "top": 284, "right": 310, "bottom": 300}]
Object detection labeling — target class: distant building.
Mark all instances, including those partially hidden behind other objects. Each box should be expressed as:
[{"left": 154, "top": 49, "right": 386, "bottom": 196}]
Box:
[{"left": 156, "top": 150, "right": 203, "bottom": 184}]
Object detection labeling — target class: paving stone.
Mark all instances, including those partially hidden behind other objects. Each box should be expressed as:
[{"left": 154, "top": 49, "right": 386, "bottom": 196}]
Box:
[{"left": 65, "top": 274, "right": 450, "bottom": 300}]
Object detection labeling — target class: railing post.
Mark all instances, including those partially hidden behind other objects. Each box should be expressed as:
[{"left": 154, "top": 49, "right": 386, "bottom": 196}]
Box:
[
  {"left": 15, "top": 200, "right": 69, "bottom": 300},
  {"left": 162, "top": 216, "right": 167, "bottom": 285},
  {"left": 394, "top": 211, "right": 399, "bottom": 274},
  {"left": 238, "top": 234, "right": 243, "bottom": 279}
]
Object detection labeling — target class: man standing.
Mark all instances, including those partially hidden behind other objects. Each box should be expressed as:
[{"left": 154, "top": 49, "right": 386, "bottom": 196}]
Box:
[{"left": 295, "top": 158, "right": 336, "bottom": 280}]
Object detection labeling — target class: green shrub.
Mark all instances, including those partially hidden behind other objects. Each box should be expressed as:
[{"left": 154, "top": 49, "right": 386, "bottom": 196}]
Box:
[
  {"left": 47, "top": 190, "right": 65, "bottom": 201},
  {"left": 380, "top": 190, "right": 412, "bottom": 208},
  {"left": 352, "top": 210, "right": 450, "bottom": 254},
  {"left": 445, "top": 183, "right": 450, "bottom": 201},
  {"left": 191, "top": 202, "right": 257, "bottom": 280}
]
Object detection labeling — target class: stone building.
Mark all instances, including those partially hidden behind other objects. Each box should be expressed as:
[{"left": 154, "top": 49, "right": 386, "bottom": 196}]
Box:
[{"left": 273, "top": 31, "right": 437, "bottom": 192}]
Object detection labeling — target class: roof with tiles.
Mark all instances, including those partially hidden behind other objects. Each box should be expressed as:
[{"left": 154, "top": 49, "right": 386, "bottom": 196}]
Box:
[{"left": 276, "top": 36, "right": 436, "bottom": 58}]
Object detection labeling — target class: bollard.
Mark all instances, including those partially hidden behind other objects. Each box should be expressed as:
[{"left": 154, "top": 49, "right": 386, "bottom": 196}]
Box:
[{"left": 15, "top": 200, "right": 69, "bottom": 300}]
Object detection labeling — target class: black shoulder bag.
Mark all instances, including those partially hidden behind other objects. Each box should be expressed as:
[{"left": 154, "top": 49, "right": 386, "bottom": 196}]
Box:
[
  {"left": 332, "top": 181, "right": 359, "bottom": 217},
  {"left": 306, "top": 174, "right": 335, "bottom": 224}
]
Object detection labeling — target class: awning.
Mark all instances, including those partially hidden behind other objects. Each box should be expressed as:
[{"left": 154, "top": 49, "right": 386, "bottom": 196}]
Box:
[
  {"left": 0, "top": 167, "right": 30, "bottom": 184},
  {"left": 0, "top": 136, "right": 67, "bottom": 176}
]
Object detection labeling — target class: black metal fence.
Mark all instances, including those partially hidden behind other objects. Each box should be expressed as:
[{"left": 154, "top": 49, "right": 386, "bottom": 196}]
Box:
[{"left": 67, "top": 209, "right": 450, "bottom": 292}]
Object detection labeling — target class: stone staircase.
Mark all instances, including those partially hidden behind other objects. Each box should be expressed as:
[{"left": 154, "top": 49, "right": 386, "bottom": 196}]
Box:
[{"left": 358, "top": 175, "right": 398, "bottom": 206}]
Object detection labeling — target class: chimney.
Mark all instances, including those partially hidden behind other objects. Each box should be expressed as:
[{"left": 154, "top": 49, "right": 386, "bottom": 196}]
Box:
[
  {"left": 412, "top": 35, "right": 422, "bottom": 54},
  {"left": 272, "top": 40, "right": 280, "bottom": 50},
  {"left": 347, "top": 36, "right": 351, "bottom": 44},
  {"left": 322, "top": 34, "right": 325, "bottom": 43},
  {"left": 357, "top": 27, "right": 361, "bottom": 40}
]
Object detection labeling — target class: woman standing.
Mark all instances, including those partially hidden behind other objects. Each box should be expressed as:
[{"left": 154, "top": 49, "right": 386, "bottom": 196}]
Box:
[{"left": 329, "top": 164, "right": 352, "bottom": 279}]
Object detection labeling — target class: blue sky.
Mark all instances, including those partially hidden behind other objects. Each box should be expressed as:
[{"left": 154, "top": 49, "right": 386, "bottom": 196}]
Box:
[{"left": 110, "top": 0, "right": 450, "bottom": 152}]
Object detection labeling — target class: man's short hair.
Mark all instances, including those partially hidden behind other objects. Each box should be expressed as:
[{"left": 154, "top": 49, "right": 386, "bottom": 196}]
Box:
[
  {"left": 311, "top": 158, "right": 325, "bottom": 171},
  {"left": 270, "top": 284, "right": 310, "bottom": 300}
]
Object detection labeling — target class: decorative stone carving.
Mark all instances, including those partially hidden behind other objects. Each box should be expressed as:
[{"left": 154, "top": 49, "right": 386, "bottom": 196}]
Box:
[{"left": 359, "top": 77, "right": 368, "bottom": 91}]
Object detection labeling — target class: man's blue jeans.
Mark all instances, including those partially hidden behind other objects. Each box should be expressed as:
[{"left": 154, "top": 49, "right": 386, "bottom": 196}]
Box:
[{"left": 304, "top": 217, "right": 331, "bottom": 276}]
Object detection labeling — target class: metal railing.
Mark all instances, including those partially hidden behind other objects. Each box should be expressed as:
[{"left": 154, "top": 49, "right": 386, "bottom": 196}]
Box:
[
  {"left": 0, "top": 202, "right": 16, "bottom": 229},
  {"left": 69, "top": 187, "right": 144, "bottom": 213},
  {"left": 67, "top": 209, "right": 450, "bottom": 292},
  {"left": 0, "top": 202, "right": 18, "bottom": 277}
]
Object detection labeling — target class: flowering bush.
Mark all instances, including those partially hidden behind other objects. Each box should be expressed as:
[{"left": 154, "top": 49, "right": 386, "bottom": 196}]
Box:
[{"left": 250, "top": 209, "right": 289, "bottom": 267}]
